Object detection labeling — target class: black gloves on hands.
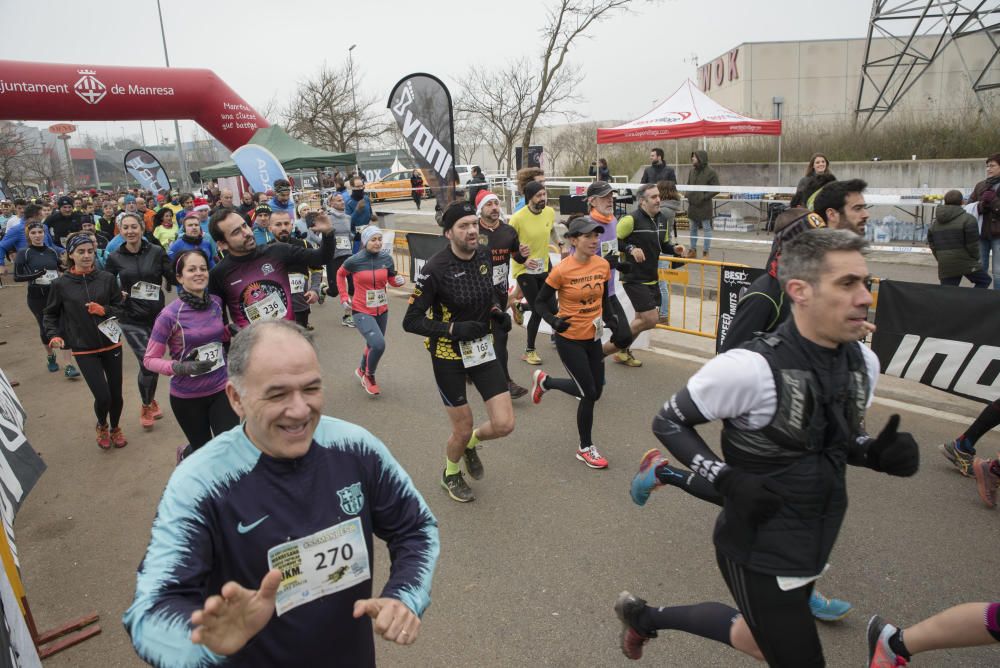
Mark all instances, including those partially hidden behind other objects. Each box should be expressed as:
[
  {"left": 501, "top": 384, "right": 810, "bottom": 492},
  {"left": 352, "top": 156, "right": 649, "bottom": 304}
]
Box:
[
  {"left": 490, "top": 308, "right": 512, "bottom": 332},
  {"left": 172, "top": 360, "right": 215, "bottom": 376},
  {"left": 714, "top": 466, "right": 785, "bottom": 526},
  {"left": 866, "top": 414, "right": 920, "bottom": 477},
  {"left": 550, "top": 316, "right": 570, "bottom": 333},
  {"left": 450, "top": 320, "right": 490, "bottom": 341}
]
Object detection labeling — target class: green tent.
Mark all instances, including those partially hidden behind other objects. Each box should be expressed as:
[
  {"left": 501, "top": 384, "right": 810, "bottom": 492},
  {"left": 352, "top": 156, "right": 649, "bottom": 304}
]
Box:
[{"left": 199, "top": 126, "right": 356, "bottom": 179}]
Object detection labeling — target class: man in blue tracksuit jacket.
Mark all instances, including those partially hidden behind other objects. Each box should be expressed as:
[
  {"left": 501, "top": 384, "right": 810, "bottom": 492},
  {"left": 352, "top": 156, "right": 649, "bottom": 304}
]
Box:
[{"left": 124, "top": 320, "right": 439, "bottom": 667}]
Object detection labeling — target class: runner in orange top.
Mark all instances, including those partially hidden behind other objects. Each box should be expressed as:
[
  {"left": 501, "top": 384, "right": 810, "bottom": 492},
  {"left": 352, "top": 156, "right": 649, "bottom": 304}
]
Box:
[{"left": 528, "top": 216, "right": 633, "bottom": 469}]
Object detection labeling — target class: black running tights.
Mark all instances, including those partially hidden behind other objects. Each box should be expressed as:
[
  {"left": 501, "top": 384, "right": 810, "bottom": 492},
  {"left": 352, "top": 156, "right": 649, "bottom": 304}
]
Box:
[
  {"left": 121, "top": 322, "right": 159, "bottom": 405},
  {"left": 170, "top": 391, "right": 241, "bottom": 451},
  {"left": 76, "top": 348, "right": 124, "bottom": 429},
  {"left": 545, "top": 335, "right": 604, "bottom": 447},
  {"left": 517, "top": 272, "right": 554, "bottom": 350}
]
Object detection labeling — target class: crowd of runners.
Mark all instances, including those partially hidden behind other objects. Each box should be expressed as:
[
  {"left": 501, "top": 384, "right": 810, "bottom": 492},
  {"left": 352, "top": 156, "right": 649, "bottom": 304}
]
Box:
[{"left": 2, "top": 153, "right": 999, "bottom": 666}]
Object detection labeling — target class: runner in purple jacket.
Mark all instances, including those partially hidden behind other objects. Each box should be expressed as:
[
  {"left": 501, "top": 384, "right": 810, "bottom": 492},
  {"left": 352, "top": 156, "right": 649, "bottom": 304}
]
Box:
[{"left": 144, "top": 249, "right": 239, "bottom": 461}]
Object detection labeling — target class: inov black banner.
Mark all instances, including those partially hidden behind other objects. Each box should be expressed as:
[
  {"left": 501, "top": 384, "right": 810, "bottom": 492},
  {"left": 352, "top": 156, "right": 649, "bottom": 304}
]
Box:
[
  {"left": 387, "top": 73, "right": 458, "bottom": 213},
  {"left": 406, "top": 232, "right": 448, "bottom": 279},
  {"left": 871, "top": 280, "right": 1000, "bottom": 403}
]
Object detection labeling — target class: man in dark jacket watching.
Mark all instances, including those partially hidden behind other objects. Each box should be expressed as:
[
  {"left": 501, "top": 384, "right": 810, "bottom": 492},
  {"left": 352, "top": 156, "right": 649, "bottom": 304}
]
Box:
[
  {"left": 928, "top": 190, "right": 991, "bottom": 287},
  {"left": 685, "top": 150, "right": 718, "bottom": 258},
  {"left": 640, "top": 148, "right": 676, "bottom": 186}
]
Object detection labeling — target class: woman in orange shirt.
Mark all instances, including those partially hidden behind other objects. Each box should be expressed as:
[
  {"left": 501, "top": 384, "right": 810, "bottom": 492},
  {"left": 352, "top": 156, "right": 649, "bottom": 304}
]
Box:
[{"left": 529, "top": 216, "right": 633, "bottom": 469}]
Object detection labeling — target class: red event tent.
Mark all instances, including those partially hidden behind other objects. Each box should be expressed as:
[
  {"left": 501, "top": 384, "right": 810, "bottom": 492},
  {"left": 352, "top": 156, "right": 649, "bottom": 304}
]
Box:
[{"left": 597, "top": 79, "right": 781, "bottom": 144}]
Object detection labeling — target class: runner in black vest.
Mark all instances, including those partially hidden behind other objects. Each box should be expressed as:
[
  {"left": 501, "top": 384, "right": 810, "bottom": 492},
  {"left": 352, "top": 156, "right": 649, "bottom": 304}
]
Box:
[{"left": 613, "top": 230, "right": 920, "bottom": 667}]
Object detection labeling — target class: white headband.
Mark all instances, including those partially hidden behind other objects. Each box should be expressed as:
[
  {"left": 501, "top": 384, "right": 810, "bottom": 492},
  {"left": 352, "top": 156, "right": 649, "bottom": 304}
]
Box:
[{"left": 476, "top": 193, "right": 500, "bottom": 217}]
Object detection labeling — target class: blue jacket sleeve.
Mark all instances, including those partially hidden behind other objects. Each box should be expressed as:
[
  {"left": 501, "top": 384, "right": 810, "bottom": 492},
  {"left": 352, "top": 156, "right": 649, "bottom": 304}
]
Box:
[
  {"left": 0, "top": 226, "right": 23, "bottom": 263},
  {"left": 122, "top": 471, "right": 227, "bottom": 668}
]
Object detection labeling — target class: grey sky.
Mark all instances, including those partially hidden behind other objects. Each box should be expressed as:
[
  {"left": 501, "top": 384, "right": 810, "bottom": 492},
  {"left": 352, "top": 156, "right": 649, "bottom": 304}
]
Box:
[{"left": 1, "top": 0, "right": 873, "bottom": 145}]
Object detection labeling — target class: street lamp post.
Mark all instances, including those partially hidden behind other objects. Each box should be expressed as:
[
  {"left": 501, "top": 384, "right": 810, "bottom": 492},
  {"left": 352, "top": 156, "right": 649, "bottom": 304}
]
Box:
[
  {"left": 348, "top": 44, "right": 359, "bottom": 173},
  {"left": 157, "top": 0, "right": 191, "bottom": 190}
]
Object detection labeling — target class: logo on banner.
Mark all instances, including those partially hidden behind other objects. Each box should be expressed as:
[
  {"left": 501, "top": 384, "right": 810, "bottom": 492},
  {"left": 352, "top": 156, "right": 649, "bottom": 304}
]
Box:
[
  {"left": 391, "top": 82, "right": 453, "bottom": 179},
  {"left": 337, "top": 482, "right": 364, "bottom": 515},
  {"left": 74, "top": 69, "right": 107, "bottom": 105},
  {"left": 884, "top": 334, "right": 1000, "bottom": 402}
]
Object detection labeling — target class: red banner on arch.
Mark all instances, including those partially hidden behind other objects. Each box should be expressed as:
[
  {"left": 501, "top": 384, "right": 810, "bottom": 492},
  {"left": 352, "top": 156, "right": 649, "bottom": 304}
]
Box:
[{"left": 0, "top": 60, "right": 268, "bottom": 151}]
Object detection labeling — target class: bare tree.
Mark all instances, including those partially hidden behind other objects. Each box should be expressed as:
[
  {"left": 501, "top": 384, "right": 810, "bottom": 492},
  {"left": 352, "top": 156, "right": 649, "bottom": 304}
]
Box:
[
  {"left": 456, "top": 61, "right": 536, "bottom": 175},
  {"left": 521, "top": 0, "right": 632, "bottom": 157},
  {"left": 550, "top": 121, "right": 600, "bottom": 174},
  {"left": 0, "top": 123, "right": 55, "bottom": 192},
  {"left": 454, "top": 111, "right": 487, "bottom": 166},
  {"left": 283, "top": 62, "right": 383, "bottom": 153}
]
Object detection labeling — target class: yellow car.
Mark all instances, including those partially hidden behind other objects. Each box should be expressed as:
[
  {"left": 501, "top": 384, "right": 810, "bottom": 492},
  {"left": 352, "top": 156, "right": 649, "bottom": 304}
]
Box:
[{"left": 366, "top": 169, "right": 433, "bottom": 202}]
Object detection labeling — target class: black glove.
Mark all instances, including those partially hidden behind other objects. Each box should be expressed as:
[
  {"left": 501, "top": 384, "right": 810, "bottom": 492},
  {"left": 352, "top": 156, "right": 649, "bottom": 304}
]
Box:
[
  {"left": 490, "top": 308, "right": 512, "bottom": 332},
  {"left": 172, "top": 360, "right": 215, "bottom": 376},
  {"left": 550, "top": 316, "right": 570, "bottom": 333},
  {"left": 450, "top": 320, "right": 490, "bottom": 341},
  {"left": 714, "top": 466, "right": 785, "bottom": 526},
  {"left": 866, "top": 414, "right": 920, "bottom": 477}
]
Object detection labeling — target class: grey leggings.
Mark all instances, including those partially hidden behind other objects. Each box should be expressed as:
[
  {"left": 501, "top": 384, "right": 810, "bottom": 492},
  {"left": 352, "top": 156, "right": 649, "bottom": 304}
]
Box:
[
  {"left": 120, "top": 322, "right": 160, "bottom": 405},
  {"left": 353, "top": 311, "right": 389, "bottom": 377}
]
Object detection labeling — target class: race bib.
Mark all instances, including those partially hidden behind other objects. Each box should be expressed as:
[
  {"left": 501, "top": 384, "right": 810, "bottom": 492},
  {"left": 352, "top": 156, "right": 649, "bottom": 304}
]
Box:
[
  {"left": 34, "top": 269, "right": 58, "bottom": 286},
  {"left": 524, "top": 257, "right": 545, "bottom": 275},
  {"left": 335, "top": 236, "right": 351, "bottom": 250},
  {"left": 600, "top": 240, "right": 617, "bottom": 258},
  {"left": 460, "top": 334, "right": 496, "bottom": 369},
  {"left": 268, "top": 517, "right": 371, "bottom": 617},
  {"left": 130, "top": 280, "right": 161, "bottom": 301},
  {"left": 289, "top": 273, "right": 307, "bottom": 295},
  {"left": 245, "top": 292, "right": 287, "bottom": 322},
  {"left": 190, "top": 341, "right": 224, "bottom": 375},
  {"left": 97, "top": 317, "right": 122, "bottom": 344},
  {"left": 365, "top": 289, "right": 387, "bottom": 308},
  {"left": 492, "top": 263, "right": 508, "bottom": 286},
  {"left": 593, "top": 316, "right": 604, "bottom": 342}
]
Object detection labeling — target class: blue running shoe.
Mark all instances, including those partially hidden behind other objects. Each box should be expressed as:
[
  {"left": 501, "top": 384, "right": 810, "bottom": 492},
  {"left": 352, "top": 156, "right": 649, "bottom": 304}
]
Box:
[
  {"left": 46, "top": 353, "right": 59, "bottom": 373},
  {"left": 630, "top": 449, "right": 667, "bottom": 506},
  {"left": 810, "top": 590, "right": 853, "bottom": 622}
]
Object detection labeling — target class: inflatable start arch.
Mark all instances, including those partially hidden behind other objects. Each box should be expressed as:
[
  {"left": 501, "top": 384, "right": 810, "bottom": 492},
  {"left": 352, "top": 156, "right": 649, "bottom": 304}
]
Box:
[{"left": 0, "top": 60, "right": 268, "bottom": 150}]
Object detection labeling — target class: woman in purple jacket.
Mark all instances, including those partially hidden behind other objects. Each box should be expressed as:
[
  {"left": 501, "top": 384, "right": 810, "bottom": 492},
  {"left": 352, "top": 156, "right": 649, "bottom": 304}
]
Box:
[{"left": 144, "top": 250, "right": 239, "bottom": 462}]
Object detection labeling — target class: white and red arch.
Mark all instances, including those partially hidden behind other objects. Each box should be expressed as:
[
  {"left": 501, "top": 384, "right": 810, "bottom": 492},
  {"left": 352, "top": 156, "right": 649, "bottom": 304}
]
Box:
[{"left": 0, "top": 60, "right": 268, "bottom": 150}]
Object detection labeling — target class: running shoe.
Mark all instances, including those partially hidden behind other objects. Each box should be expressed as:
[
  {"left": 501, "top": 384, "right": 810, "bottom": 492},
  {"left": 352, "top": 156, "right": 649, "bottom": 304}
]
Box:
[
  {"left": 140, "top": 404, "right": 155, "bottom": 429},
  {"left": 463, "top": 446, "right": 484, "bottom": 480},
  {"left": 973, "top": 456, "right": 1000, "bottom": 508},
  {"left": 96, "top": 424, "right": 111, "bottom": 450},
  {"left": 149, "top": 399, "right": 164, "bottom": 420},
  {"left": 64, "top": 364, "right": 80, "bottom": 379},
  {"left": 614, "top": 591, "right": 655, "bottom": 660},
  {"left": 507, "top": 380, "right": 528, "bottom": 399},
  {"left": 522, "top": 349, "right": 542, "bottom": 365},
  {"left": 441, "top": 470, "right": 475, "bottom": 503},
  {"left": 577, "top": 445, "right": 609, "bottom": 469},
  {"left": 939, "top": 439, "right": 975, "bottom": 477},
  {"left": 810, "top": 590, "right": 853, "bottom": 622},
  {"left": 867, "top": 615, "right": 908, "bottom": 667},
  {"left": 531, "top": 370, "right": 548, "bottom": 404},
  {"left": 512, "top": 301, "right": 524, "bottom": 326},
  {"left": 110, "top": 427, "right": 128, "bottom": 449},
  {"left": 342, "top": 314, "right": 355, "bottom": 328},
  {"left": 614, "top": 349, "right": 643, "bottom": 367},
  {"left": 630, "top": 449, "right": 667, "bottom": 506},
  {"left": 362, "top": 374, "right": 380, "bottom": 396},
  {"left": 46, "top": 353, "right": 59, "bottom": 373}
]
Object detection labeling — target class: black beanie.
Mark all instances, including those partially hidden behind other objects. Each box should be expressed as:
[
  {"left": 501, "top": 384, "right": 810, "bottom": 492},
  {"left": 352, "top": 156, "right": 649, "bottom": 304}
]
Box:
[
  {"left": 441, "top": 201, "right": 477, "bottom": 230},
  {"left": 523, "top": 181, "right": 545, "bottom": 203}
]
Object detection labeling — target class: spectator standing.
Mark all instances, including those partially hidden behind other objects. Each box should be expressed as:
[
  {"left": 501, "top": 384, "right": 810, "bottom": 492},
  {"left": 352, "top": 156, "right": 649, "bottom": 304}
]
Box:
[
  {"left": 928, "top": 190, "right": 992, "bottom": 287},
  {"left": 685, "top": 150, "right": 719, "bottom": 259},
  {"left": 970, "top": 153, "right": 1000, "bottom": 289},
  {"left": 466, "top": 166, "right": 488, "bottom": 204},
  {"left": 640, "top": 148, "right": 676, "bottom": 185}
]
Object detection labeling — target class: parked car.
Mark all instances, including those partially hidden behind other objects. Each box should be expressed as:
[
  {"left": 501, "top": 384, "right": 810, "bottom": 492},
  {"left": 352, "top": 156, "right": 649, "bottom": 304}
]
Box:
[{"left": 366, "top": 169, "right": 434, "bottom": 202}]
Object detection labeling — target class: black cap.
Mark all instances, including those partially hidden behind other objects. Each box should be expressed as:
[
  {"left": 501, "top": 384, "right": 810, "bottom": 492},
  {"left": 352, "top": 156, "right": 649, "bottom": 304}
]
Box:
[
  {"left": 585, "top": 181, "right": 613, "bottom": 198},
  {"left": 441, "top": 201, "right": 477, "bottom": 230},
  {"left": 57, "top": 195, "right": 74, "bottom": 207},
  {"left": 566, "top": 215, "right": 605, "bottom": 237}
]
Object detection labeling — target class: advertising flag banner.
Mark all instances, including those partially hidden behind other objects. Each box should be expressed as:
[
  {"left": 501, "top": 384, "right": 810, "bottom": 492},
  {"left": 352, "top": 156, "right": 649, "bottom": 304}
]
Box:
[
  {"left": 387, "top": 74, "right": 458, "bottom": 213},
  {"left": 872, "top": 280, "right": 1000, "bottom": 403},
  {"left": 406, "top": 232, "right": 448, "bottom": 279},
  {"left": 124, "top": 149, "right": 171, "bottom": 194},
  {"left": 715, "top": 266, "right": 767, "bottom": 353},
  {"left": 231, "top": 144, "right": 287, "bottom": 195}
]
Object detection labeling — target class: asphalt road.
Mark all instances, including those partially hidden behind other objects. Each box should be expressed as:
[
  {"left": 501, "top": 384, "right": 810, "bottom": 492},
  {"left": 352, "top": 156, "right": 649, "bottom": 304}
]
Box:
[{"left": 1, "top": 236, "right": 996, "bottom": 667}]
